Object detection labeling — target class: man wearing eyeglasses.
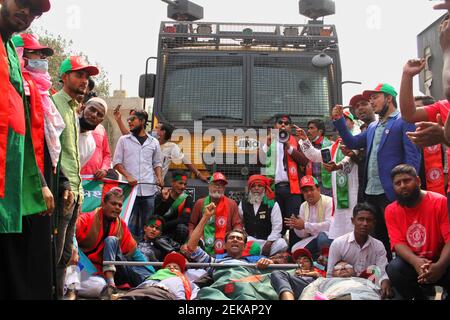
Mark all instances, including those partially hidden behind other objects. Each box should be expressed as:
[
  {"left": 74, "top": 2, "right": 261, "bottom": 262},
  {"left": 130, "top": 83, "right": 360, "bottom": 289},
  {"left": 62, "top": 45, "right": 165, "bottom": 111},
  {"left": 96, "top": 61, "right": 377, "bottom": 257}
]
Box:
[
  {"left": 261, "top": 114, "right": 309, "bottom": 249},
  {"left": 113, "top": 109, "right": 164, "bottom": 240},
  {"left": 0, "top": 0, "right": 54, "bottom": 300}
]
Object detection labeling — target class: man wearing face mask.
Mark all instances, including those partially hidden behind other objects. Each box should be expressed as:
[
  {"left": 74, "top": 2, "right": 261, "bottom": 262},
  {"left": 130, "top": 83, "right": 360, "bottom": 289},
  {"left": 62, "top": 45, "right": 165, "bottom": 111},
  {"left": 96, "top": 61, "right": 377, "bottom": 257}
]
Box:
[
  {"left": 113, "top": 110, "right": 163, "bottom": 240},
  {"left": 78, "top": 97, "right": 111, "bottom": 180},
  {"left": 0, "top": 0, "right": 54, "bottom": 300},
  {"left": 188, "top": 172, "right": 243, "bottom": 256},
  {"left": 332, "top": 84, "right": 421, "bottom": 261}
]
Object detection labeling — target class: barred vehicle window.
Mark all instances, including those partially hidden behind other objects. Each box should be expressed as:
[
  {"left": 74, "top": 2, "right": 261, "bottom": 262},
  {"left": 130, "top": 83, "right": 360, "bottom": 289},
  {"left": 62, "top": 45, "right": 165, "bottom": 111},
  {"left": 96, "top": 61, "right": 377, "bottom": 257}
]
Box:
[
  {"left": 160, "top": 55, "right": 244, "bottom": 122},
  {"left": 252, "top": 56, "right": 331, "bottom": 127}
]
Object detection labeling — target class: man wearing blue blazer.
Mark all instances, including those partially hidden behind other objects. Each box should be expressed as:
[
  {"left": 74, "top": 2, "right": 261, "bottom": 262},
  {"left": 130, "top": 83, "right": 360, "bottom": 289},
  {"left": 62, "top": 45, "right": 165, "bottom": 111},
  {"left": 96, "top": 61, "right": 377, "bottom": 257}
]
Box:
[{"left": 332, "top": 83, "right": 421, "bottom": 260}]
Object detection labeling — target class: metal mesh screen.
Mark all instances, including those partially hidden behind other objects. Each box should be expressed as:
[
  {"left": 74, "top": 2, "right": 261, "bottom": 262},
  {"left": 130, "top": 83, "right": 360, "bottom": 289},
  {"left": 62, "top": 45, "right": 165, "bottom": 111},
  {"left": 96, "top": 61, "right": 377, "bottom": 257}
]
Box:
[
  {"left": 160, "top": 55, "right": 244, "bottom": 122},
  {"left": 252, "top": 56, "right": 331, "bottom": 128}
]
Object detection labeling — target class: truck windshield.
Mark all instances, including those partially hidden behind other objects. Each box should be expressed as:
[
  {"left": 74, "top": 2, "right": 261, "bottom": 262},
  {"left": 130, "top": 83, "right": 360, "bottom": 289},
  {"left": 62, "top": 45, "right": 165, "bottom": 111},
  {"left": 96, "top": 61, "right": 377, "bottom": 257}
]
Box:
[
  {"left": 252, "top": 56, "right": 331, "bottom": 125},
  {"left": 160, "top": 55, "right": 244, "bottom": 122}
]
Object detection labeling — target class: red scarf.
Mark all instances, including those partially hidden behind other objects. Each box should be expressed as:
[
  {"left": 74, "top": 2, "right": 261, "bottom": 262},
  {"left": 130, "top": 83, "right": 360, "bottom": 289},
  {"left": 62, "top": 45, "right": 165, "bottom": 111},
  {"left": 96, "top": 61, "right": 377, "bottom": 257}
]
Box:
[
  {"left": 423, "top": 145, "right": 445, "bottom": 195},
  {"left": 175, "top": 271, "right": 192, "bottom": 300},
  {"left": 286, "top": 136, "right": 300, "bottom": 194},
  {"left": 23, "top": 73, "right": 45, "bottom": 173},
  {"left": 203, "top": 196, "right": 229, "bottom": 255}
]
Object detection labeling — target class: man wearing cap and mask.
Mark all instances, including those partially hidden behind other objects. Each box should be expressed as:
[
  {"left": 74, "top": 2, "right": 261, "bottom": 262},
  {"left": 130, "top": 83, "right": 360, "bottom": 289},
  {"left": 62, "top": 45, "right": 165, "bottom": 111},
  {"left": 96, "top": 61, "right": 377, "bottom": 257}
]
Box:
[
  {"left": 0, "top": 0, "right": 54, "bottom": 300},
  {"left": 332, "top": 83, "right": 421, "bottom": 261},
  {"left": 78, "top": 97, "right": 111, "bottom": 180},
  {"left": 113, "top": 109, "right": 163, "bottom": 240},
  {"left": 52, "top": 55, "right": 101, "bottom": 298},
  {"left": 188, "top": 172, "right": 243, "bottom": 256},
  {"left": 286, "top": 176, "right": 333, "bottom": 259},
  {"left": 238, "top": 175, "right": 288, "bottom": 257}
]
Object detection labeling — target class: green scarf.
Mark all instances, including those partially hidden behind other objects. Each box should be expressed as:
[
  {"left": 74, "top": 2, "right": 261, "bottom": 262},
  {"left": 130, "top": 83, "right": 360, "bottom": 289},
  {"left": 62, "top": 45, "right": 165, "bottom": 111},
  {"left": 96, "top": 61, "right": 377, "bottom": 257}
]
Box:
[
  {"left": 320, "top": 137, "right": 333, "bottom": 189},
  {"left": 333, "top": 143, "right": 349, "bottom": 209},
  {"left": 149, "top": 268, "right": 177, "bottom": 281},
  {"left": 265, "top": 141, "right": 277, "bottom": 178}
]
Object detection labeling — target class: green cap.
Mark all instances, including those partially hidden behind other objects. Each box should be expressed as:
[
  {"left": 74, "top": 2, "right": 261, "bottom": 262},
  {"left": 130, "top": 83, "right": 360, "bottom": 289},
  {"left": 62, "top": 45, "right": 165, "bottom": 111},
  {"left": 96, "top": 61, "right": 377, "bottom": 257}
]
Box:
[
  {"left": 59, "top": 56, "right": 99, "bottom": 77},
  {"left": 362, "top": 83, "right": 397, "bottom": 100}
]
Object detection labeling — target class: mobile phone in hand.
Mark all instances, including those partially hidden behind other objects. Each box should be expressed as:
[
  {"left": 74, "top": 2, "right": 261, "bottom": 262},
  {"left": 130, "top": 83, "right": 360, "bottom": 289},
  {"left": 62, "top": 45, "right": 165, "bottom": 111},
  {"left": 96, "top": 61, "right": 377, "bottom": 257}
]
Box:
[{"left": 321, "top": 148, "right": 332, "bottom": 163}]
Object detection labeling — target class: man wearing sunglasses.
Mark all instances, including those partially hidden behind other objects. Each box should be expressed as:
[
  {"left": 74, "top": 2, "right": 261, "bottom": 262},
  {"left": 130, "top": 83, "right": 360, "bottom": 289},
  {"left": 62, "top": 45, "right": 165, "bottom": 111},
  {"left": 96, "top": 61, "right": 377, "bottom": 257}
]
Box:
[
  {"left": 0, "top": 0, "right": 53, "bottom": 300},
  {"left": 262, "top": 114, "right": 309, "bottom": 249}
]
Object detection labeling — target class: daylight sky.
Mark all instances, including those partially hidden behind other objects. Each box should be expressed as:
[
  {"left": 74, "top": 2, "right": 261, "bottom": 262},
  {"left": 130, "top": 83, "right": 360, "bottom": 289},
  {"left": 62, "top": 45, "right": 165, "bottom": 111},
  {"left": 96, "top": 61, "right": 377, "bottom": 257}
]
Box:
[{"left": 31, "top": 0, "right": 446, "bottom": 104}]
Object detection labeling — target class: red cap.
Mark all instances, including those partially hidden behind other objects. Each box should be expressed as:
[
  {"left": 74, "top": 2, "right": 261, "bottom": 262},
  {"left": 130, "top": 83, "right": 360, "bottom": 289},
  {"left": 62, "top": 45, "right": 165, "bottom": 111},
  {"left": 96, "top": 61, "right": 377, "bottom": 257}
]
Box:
[
  {"left": 59, "top": 56, "right": 100, "bottom": 77},
  {"left": 300, "top": 175, "right": 318, "bottom": 188},
  {"left": 210, "top": 172, "right": 228, "bottom": 185},
  {"left": 12, "top": 33, "right": 54, "bottom": 57},
  {"left": 36, "top": 0, "right": 51, "bottom": 13},
  {"left": 292, "top": 248, "right": 313, "bottom": 261},
  {"left": 162, "top": 252, "right": 187, "bottom": 273},
  {"left": 349, "top": 94, "right": 367, "bottom": 109}
]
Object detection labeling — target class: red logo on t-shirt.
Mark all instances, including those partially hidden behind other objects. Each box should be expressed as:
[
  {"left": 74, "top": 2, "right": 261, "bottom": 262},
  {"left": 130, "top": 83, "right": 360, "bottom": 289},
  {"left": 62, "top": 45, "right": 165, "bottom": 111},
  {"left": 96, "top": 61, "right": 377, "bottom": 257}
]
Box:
[{"left": 406, "top": 223, "right": 427, "bottom": 248}]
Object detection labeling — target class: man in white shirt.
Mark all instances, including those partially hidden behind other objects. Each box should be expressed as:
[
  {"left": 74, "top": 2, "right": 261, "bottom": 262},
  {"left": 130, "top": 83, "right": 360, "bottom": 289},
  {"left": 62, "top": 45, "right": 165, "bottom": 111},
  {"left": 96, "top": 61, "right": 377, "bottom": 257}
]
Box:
[
  {"left": 285, "top": 176, "right": 333, "bottom": 258},
  {"left": 151, "top": 121, "right": 209, "bottom": 183},
  {"left": 238, "top": 175, "right": 288, "bottom": 256},
  {"left": 113, "top": 110, "right": 163, "bottom": 239},
  {"left": 327, "top": 202, "right": 394, "bottom": 299},
  {"left": 261, "top": 114, "right": 309, "bottom": 248}
]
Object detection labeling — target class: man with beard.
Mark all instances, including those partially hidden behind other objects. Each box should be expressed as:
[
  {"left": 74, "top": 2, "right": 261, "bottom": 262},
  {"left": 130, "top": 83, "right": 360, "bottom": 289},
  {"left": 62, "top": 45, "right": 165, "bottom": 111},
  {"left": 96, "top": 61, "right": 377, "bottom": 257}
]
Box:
[
  {"left": 155, "top": 170, "right": 193, "bottom": 243},
  {"left": 52, "top": 56, "right": 100, "bottom": 298},
  {"left": 386, "top": 164, "right": 450, "bottom": 300},
  {"left": 332, "top": 84, "right": 421, "bottom": 261},
  {"left": 78, "top": 97, "right": 111, "bottom": 180},
  {"left": 113, "top": 110, "right": 163, "bottom": 239},
  {"left": 349, "top": 95, "right": 375, "bottom": 133},
  {"left": 0, "top": 0, "right": 53, "bottom": 300},
  {"left": 238, "top": 175, "right": 288, "bottom": 256},
  {"left": 188, "top": 172, "right": 242, "bottom": 256}
]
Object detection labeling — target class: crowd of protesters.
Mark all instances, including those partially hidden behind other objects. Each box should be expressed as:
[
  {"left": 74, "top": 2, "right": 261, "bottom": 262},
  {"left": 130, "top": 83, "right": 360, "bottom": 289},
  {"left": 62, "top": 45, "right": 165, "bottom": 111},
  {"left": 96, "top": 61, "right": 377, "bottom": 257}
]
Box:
[{"left": 1, "top": 0, "right": 450, "bottom": 301}]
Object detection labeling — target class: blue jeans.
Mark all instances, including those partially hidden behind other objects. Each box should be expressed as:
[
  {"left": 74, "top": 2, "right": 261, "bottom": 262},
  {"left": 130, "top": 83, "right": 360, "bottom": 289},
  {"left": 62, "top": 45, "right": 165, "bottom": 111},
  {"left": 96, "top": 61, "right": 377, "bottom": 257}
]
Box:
[
  {"left": 128, "top": 195, "right": 155, "bottom": 240},
  {"left": 305, "top": 232, "right": 333, "bottom": 260},
  {"left": 103, "top": 236, "right": 152, "bottom": 287}
]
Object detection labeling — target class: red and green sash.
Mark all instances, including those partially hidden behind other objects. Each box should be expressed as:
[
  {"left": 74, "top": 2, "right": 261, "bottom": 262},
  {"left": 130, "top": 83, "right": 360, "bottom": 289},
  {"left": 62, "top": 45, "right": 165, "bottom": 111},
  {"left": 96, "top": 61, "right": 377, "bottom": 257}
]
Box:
[
  {"left": 330, "top": 140, "right": 349, "bottom": 209},
  {"left": 149, "top": 268, "right": 192, "bottom": 300},
  {"left": 203, "top": 196, "right": 229, "bottom": 255},
  {"left": 266, "top": 136, "right": 301, "bottom": 194},
  {"left": 171, "top": 192, "right": 188, "bottom": 218},
  {"left": 423, "top": 145, "right": 446, "bottom": 195},
  {"left": 23, "top": 73, "right": 45, "bottom": 173},
  {"left": 0, "top": 37, "right": 45, "bottom": 233}
]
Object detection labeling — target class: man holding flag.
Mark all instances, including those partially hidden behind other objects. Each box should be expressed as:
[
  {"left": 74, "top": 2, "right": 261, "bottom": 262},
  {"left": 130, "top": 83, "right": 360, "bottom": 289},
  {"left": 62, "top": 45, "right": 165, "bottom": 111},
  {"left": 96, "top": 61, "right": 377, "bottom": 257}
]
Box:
[{"left": 0, "top": 0, "right": 53, "bottom": 300}]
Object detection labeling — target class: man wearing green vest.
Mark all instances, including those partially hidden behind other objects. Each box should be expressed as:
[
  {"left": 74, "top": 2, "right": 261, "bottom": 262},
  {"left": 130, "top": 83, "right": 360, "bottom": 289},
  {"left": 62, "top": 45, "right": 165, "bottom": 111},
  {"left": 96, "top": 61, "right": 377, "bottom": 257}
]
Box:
[
  {"left": 0, "top": 0, "right": 53, "bottom": 300},
  {"left": 52, "top": 55, "right": 100, "bottom": 299},
  {"left": 155, "top": 170, "right": 193, "bottom": 243}
]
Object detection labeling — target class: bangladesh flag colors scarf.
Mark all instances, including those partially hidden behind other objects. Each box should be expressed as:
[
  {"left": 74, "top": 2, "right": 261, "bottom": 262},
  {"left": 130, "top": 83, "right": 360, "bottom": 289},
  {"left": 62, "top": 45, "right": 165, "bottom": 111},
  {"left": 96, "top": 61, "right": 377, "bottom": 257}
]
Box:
[
  {"left": 203, "top": 196, "right": 229, "bottom": 255},
  {"left": 0, "top": 36, "right": 46, "bottom": 233},
  {"left": 171, "top": 192, "right": 188, "bottom": 218},
  {"left": 149, "top": 268, "right": 192, "bottom": 300},
  {"left": 330, "top": 140, "right": 349, "bottom": 209},
  {"left": 266, "top": 136, "right": 301, "bottom": 194}
]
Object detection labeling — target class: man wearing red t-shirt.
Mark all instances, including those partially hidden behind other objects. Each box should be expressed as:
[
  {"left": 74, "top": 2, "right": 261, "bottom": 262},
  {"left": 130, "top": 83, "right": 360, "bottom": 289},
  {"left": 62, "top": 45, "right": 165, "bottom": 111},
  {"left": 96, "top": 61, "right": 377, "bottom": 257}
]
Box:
[
  {"left": 385, "top": 164, "right": 450, "bottom": 300},
  {"left": 400, "top": 59, "right": 450, "bottom": 214}
]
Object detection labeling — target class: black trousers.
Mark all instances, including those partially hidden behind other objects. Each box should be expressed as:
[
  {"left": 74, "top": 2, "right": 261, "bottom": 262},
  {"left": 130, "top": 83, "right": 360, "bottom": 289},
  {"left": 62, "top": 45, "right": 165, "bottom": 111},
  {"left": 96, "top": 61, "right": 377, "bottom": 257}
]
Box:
[
  {"left": 365, "top": 193, "right": 392, "bottom": 261},
  {"left": 387, "top": 256, "right": 450, "bottom": 300},
  {"left": 0, "top": 215, "right": 53, "bottom": 300},
  {"left": 275, "top": 183, "right": 303, "bottom": 250}
]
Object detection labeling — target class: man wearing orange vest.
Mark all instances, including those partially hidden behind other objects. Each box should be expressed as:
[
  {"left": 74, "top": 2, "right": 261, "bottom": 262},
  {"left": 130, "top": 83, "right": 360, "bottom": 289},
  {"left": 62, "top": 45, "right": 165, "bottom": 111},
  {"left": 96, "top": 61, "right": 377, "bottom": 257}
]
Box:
[{"left": 261, "top": 114, "right": 309, "bottom": 249}]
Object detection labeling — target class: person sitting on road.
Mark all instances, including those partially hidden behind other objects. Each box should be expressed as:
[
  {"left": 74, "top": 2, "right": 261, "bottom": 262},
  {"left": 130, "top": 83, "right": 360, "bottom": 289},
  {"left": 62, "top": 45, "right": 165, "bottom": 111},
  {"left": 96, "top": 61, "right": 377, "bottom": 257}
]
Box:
[{"left": 238, "top": 175, "right": 288, "bottom": 257}]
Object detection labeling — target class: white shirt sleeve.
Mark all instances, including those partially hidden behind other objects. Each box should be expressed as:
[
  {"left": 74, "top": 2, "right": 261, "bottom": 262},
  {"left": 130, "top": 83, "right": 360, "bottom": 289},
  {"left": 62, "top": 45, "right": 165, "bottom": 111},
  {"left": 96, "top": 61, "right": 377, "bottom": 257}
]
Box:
[
  {"left": 374, "top": 240, "right": 390, "bottom": 286},
  {"left": 112, "top": 136, "right": 124, "bottom": 167},
  {"left": 326, "top": 238, "right": 342, "bottom": 277},
  {"left": 171, "top": 143, "right": 185, "bottom": 165},
  {"left": 238, "top": 202, "right": 244, "bottom": 220},
  {"left": 294, "top": 203, "right": 309, "bottom": 239},
  {"left": 262, "top": 144, "right": 269, "bottom": 154},
  {"left": 299, "top": 139, "right": 323, "bottom": 162},
  {"left": 304, "top": 198, "right": 333, "bottom": 235},
  {"left": 153, "top": 140, "right": 163, "bottom": 169},
  {"left": 267, "top": 202, "right": 282, "bottom": 242}
]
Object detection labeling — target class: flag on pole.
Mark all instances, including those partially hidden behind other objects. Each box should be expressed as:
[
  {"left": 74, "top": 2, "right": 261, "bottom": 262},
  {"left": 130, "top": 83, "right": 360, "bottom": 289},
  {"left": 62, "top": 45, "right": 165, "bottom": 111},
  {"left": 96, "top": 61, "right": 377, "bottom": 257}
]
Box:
[{"left": 81, "top": 175, "right": 137, "bottom": 224}]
